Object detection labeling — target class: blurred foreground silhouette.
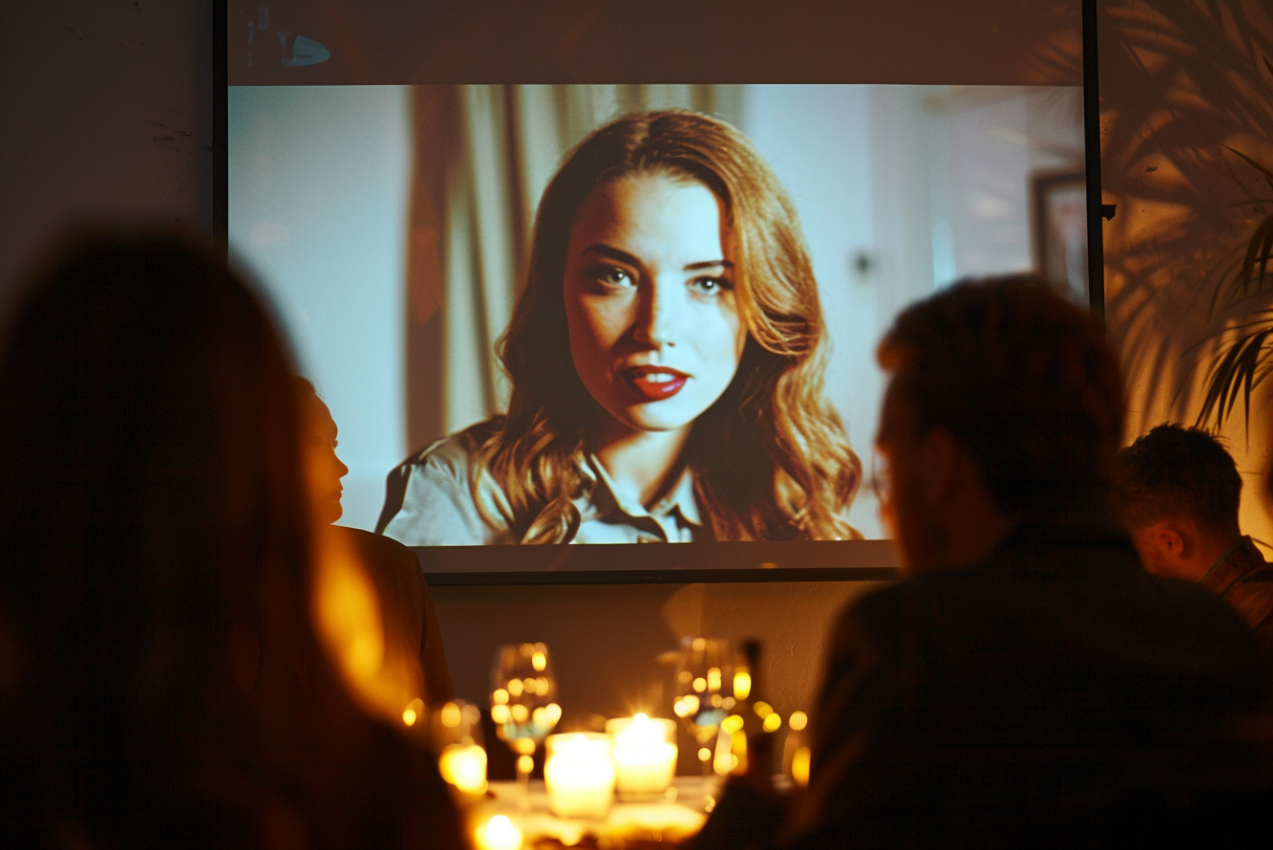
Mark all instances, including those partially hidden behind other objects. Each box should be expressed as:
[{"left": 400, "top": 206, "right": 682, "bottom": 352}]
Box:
[{"left": 0, "top": 227, "right": 467, "bottom": 848}]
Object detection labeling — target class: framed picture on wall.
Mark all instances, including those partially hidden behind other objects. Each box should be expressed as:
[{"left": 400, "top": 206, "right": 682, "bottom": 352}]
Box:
[{"left": 1032, "top": 170, "right": 1089, "bottom": 304}]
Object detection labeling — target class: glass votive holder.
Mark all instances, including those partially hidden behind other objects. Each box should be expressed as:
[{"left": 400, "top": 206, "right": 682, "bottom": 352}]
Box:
[
  {"left": 605, "top": 714, "right": 678, "bottom": 800},
  {"left": 543, "top": 732, "right": 616, "bottom": 819}
]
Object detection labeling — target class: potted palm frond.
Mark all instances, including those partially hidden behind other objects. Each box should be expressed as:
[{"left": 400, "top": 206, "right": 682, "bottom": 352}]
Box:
[
  {"left": 1097, "top": 0, "right": 1273, "bottom": 442},
  {"left": 1197, "top": 90, "right": 1273, "bottom": 431}
]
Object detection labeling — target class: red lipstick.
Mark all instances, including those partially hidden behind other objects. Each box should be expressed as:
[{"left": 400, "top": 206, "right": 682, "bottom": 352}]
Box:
[{"left": 622, "top": 367, "right": 688, "bottom": 401}]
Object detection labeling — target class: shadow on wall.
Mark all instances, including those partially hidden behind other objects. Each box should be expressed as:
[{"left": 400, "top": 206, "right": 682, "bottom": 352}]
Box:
[{"left": 1098, "top": 0, "right": 1273, "bottom": 548}]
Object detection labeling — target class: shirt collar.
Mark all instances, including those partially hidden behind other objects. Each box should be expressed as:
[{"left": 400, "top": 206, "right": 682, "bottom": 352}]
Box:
[
  {"left": 579, "top": 453, "right": 703, "bottom": 528},
  {"left": 1200, "top": 535, "right": 1267, "bottom": 596}
]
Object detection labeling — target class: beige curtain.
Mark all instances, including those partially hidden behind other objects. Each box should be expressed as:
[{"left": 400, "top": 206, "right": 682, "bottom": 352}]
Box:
[{"left": 404, "top": 84, "right": 742, "bottom": 453}]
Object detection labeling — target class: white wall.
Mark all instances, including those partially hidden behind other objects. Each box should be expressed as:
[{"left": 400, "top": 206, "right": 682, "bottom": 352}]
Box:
[{"left": 228, "top": 85, "right": 411, "bottom": 530}]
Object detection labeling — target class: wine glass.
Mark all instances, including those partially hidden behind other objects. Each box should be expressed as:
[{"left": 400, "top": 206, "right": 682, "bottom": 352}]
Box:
[
  {"left": 671, "top": 636, "right": 735, "bottom": 776},
  {"left": 490, "top": 642, "right": 561, "bottom": 810}
]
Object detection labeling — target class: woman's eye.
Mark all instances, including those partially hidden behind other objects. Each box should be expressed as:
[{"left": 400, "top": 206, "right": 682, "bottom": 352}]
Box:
[
  {"left": 593, "top": 266, "right": 633, "bottom": 287},
  {"left": 691, "top": 276, "right": 732, "bottom": 295}
]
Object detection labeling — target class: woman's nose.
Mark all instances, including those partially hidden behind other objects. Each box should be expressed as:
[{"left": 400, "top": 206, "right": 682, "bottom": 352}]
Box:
[{"left": 632, "top": 279, "right": 681, "bottom": 347}]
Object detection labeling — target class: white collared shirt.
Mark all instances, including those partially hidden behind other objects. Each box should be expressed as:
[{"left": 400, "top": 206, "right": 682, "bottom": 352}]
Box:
[{"left": 378, "top": 430, "right": 707, "bottom": 545}]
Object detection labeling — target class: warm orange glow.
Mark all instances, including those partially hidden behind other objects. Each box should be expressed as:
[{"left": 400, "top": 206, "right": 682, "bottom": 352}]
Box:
[
  {"left": 792, "top": 745, "right": 811, "bottom": 787},
  {"left": 440, "top": 701, "right": 462, "bottom": 728},
  {"left": 789, "top": 710, "right": 808, "bottom": 731},
  {"left": 310, "top": 524, "right": 419, "bottom": 724},
  {"left": 762, "top": 713, "right": 782, "bottom": 733},
  {"left": 439, "top": 743, "right": 487, "bottom": 795},
  {"left": 733, "top": 670, "right": 752, "bottom": 700}
]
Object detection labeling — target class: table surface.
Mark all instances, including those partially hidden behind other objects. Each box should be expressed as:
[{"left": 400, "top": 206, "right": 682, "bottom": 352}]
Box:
[{"left": 472, "top": 777, "right": 718, "bottom": 848}]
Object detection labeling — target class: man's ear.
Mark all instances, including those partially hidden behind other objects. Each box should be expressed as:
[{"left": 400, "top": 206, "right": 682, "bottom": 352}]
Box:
[{"left": 1145, "top": 522, "right": 1188, "bottom": 563}]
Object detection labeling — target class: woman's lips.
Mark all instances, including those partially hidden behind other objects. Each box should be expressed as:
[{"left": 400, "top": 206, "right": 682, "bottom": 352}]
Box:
[{"left": 621, "top": 367, "right": 688, "bottom": 401}]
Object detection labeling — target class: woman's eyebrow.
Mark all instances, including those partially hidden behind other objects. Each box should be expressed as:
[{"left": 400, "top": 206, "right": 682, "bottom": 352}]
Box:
[
  {"left": 684, "top": 259, "right": 734, "bottom": 272},
  {"left": 579, "top": 244, "right": 639, "bottom": 266},
  {"left": 579, "top": 244, "right": 733, "bottom": 273}
]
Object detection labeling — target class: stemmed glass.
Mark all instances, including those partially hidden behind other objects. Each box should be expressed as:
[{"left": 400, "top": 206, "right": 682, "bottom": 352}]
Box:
[
  {"left": 490, "top": 642, "right": 561, "bottom": 811},
  {"left": 671, "top": 636, "right": 735, "bottom": 776}
]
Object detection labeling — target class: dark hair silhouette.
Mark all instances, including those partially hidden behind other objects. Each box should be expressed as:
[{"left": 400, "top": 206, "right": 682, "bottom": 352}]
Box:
[
  {"left": 0, "top": 227, "right": 465, "bottom": 847},
  {"left": 877, "top": 275, "right": 1123, "bottom": 515},
  {"left": 1115, "top": 424, "right": 1243, "bottom": 534}
]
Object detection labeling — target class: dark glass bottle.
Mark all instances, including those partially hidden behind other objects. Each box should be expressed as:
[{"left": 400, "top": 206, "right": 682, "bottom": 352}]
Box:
[{"left": 725, "top": 638, "right": 779, "bottom": 777}]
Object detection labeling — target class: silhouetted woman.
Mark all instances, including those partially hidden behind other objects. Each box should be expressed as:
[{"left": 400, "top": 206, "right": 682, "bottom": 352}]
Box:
[{"left": 0, "top": 228, "right": 467, "bottom": 848}]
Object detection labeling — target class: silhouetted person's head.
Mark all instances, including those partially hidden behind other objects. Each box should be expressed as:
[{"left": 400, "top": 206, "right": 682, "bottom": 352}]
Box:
[
  {"left": 295, "top": 377, "right": 350, "bottom": 525},
  {"left": 874, "top": 276, "right": 1123, "bottom": 572},
  {"left": 0, "top": 224, "right": 465, "bottom": 848},
  {"left": 1114, "top": 424, "right": 1244, "bottom": 580},
  {"left": 0, "top": 226, "right": 316, "bottom": 841}
]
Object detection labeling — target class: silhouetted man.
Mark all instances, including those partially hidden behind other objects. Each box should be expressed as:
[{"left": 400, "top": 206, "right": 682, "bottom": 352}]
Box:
[
  {"left": 695, "top": 276, "right": 1268, "bottom": 850},
  {"left": 1115, "top": 424, "right": 1273, "bottom": 660}
]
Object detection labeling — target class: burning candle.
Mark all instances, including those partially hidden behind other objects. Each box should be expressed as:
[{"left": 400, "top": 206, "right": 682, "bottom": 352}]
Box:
[
  {"left": 438, "top": 743, "right": 487, "bottom": 795},
  {"left": 606, "top": 714, "right": 677, "bottom": 799},
  {"left": 477, "top": 815, "right": 522, "bottom": 850},
  {"left": 543, "top": 732, "right": 616, "bottom": 819}
]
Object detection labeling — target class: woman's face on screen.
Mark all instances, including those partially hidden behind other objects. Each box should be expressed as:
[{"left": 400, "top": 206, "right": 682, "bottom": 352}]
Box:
[{"left": 563, "top": 173, "right": 748, "bottom": 441}]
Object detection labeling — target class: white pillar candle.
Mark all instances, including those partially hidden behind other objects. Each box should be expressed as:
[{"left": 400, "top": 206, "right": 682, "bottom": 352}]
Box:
[
  {"left": 544, "top": 732, "right": 616, "bottom": 819},
  {"left": 438, "top": 743, "right": 487, "bottom": 795},
  {"left": 605, "top": 714, "right": 678, "bottom": 798}
]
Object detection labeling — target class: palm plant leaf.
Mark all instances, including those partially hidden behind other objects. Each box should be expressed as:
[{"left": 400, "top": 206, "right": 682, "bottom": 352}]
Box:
[
  {"left": 1209, "top": 146, "right": 1273, "bottom": 312},
  {"left": 1195, "top": 327, "right": 1273, "bottom": 430}
]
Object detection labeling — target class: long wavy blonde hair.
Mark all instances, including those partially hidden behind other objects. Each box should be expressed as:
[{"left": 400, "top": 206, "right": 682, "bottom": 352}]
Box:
[{"left": 473, "top": 110, "right": 861, "bottom": 543}]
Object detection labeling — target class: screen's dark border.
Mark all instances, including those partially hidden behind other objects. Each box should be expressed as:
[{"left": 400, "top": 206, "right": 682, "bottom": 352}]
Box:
[
  {"left": 213, "top": 0, "right": 227, "bottom": 242},
  {"left": 1081, "top": 0, "right": 1105, "bottom": 318},
  {"left": 213, "top": 2, "right": 1101, "bottom": 586},
  {"left": 414, "top": 540, "right": 901, "bottom": 586}
]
